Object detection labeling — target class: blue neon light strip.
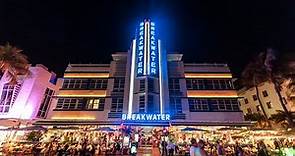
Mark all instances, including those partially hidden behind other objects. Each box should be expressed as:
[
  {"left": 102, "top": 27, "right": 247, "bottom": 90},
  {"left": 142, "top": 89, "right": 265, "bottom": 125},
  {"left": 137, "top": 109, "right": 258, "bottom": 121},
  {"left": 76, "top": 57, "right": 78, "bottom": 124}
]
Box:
[
  {"left": 158, "top": 39, "right": 163, "bottom": 114},
  {"left": 143, "top": 22, "right": 148, "bottom": 75},
  {"left": 147, "top": 21, "right": 150, "bottom": 75},
  {"left": 128, "top": 39, "right": 137, "bottom": 116}
]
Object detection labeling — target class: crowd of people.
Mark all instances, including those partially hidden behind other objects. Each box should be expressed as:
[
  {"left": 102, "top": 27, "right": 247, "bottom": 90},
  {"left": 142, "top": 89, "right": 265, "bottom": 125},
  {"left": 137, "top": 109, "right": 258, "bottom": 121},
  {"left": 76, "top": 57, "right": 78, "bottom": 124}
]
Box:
[
  {"left": 0, "top": 128, "right": 294, "bottom": 155},
  {"left": 149, "top": 137, "right": 295, "bottom": 156},
  {"left": 1, "top": 130, "right": 126, "bottom": 155},
  {"left": 187, "top": 138, "right": 295, "bottom": 156}
]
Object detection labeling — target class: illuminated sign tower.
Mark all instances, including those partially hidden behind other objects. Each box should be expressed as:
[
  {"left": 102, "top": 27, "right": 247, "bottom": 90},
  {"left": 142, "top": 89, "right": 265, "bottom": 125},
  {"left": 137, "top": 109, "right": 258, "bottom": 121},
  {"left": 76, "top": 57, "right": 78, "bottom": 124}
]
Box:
[
  {"left": 136, "top": 20, "right": 158, "bottom": 76},
  {"left": 127, "top": 19, "right": 169, "bottom": 118}
]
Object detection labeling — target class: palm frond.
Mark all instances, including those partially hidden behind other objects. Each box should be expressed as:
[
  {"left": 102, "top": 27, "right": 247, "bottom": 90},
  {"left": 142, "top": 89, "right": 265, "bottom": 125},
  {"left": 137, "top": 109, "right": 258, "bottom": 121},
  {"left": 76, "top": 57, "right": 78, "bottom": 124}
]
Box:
[{"left": 0, "top": 43, "right": 29, "bottom": 84}]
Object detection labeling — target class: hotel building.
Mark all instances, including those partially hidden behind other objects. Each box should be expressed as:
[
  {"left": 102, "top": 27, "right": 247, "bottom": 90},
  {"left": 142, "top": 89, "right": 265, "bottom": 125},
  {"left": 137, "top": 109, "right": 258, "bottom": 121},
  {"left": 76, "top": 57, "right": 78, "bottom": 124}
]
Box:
[
  {"left": 39, "top": 19, "right": 250, "bottom": 127},
  {"left": 0, "top": 64, "right": 58, "bottom": 121},
  {"left": 238, "top": 81, "right": 295, "bottom": 118}
]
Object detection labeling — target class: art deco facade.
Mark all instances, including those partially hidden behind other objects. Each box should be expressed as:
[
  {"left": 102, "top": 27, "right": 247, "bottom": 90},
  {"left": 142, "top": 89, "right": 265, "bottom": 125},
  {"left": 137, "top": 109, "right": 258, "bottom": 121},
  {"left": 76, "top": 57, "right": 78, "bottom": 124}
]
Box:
[
  {"left": 238, "top": 81, "right": 295, "bottom": 118},
  {"left": 40, "top": 19, "right": 248, "bottom": 126},
  {"left": 0, "top": 64, "right": 58, "bottom": 120}
]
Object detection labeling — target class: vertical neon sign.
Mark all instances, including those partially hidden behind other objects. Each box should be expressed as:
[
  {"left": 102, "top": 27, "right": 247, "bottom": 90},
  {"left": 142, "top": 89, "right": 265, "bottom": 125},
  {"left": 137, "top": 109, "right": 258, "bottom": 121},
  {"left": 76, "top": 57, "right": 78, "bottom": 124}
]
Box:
[
  {"left": 136, "top": 22, "right": 144, "bottom": 76},
  {"left": 149, "top": 22, "right": 158, "bottom": 76},
  {"left": 136, "top": 20, "right": 159, "bottom": 77}
]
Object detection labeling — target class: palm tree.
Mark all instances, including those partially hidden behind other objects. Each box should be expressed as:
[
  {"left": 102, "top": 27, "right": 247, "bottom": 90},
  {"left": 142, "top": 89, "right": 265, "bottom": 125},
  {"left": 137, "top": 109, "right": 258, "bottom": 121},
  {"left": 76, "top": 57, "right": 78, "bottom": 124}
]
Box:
[
  {"left": 282, "top": 53, "right": 295, "bottom": 107},
  {"left": 244, "top": 113, "right": 268, "bottom": 128},
  {"left": 263, "top": 49, "right": 294, "bottom": 127},
  {"left": 241, "top": 52, "right": 271, "bottom": 127},
  {"left": 0, "top": 43, "right": 29, "bottom": 84},
  {"left": 269, "top": 110, "right": 295, "bottom": 128}
]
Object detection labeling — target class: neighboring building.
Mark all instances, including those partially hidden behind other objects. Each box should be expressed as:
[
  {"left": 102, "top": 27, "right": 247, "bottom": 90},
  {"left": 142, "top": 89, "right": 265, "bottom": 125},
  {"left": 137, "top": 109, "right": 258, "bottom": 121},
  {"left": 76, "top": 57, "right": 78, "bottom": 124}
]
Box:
[
  {"left": 39, "top": 19, "right": 248, "bottom": 127},
  {"left": 238, "top": 81, "right": 295, "bottom": 118},
  {"left": 0, "top": 64, "right": 59, "bottom": 120}
]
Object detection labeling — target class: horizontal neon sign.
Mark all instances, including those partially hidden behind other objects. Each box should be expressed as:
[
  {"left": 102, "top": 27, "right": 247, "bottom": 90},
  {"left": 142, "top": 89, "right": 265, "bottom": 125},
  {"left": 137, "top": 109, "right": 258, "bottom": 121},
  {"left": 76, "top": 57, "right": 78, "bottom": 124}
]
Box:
[{"left": 122, "top": 113, "right": 170, "bottom": 121}]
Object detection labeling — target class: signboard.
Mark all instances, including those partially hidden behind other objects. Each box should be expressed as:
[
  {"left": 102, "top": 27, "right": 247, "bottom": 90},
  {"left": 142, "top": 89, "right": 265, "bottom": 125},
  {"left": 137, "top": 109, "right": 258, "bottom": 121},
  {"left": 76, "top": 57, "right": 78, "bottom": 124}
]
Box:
[
  {"left": 136, "top": 22, "right": 144, "bottom": 76},
  {"left": 149, "top": 22, "right": 158, "bottom": 76},
  {"left": 122, "top": 113, "right": 170, "bottom": 121},
  {"left": 136, "top": 20, "right": 159, "bottom": 77}
]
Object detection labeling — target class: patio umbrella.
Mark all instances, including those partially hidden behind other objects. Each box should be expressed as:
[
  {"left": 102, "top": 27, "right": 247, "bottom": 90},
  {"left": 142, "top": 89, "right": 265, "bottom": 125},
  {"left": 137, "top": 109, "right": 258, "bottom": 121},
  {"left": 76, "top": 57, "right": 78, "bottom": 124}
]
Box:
[
  {"left": 217, "top": 127, "right": 244, "bottom": 131},
  {"left": 93, "top": 127, "right": 115, "bottom": 132},
  {"left": 0, "top": 127, "right": 17, "bottom": 131},
  {"left": 181, "top": 127, "right": 207, "bottom": 132},
  {"left": 251, "top": 128, "right": 274, "bottom": 131},
  {"left": 52, "top": 126, "right": 80, "bottom": 130},
  {"left": 18, "top": 125, "right": 47, "bottom": 131}
]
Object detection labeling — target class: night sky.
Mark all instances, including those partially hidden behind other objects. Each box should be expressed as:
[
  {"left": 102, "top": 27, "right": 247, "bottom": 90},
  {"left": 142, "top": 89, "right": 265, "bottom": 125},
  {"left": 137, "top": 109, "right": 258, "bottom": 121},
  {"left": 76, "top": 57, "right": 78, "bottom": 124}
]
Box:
[{"left": 0, "top": 0, "right": 295, "bottom": 77}]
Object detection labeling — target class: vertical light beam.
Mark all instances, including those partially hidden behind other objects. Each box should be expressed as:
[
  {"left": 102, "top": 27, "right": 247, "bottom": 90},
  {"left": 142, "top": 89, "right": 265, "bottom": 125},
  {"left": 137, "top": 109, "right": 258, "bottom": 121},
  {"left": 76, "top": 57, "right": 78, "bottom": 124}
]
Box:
[
  {"left": 143, "top": 22, "right": 148, "bottom": 75},
  {"left": 158, "top": 40, "right": 163, "bottom": 114},
  {"left": 147, "top": 21, "right": 151, "bottom": 75},
  {"left": 128, "top": 39, "right": 136, "bottom": 117}
]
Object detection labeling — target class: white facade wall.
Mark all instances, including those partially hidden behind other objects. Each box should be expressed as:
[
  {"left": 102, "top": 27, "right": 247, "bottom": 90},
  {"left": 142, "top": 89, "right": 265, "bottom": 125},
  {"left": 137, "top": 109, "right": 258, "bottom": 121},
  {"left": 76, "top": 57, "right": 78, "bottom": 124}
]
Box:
[
  {"left": 0, "top": 64, "right": 59, "bottom": 120},
  {"left": 238, "top": 81, "right": 295, "bottom": 118}
]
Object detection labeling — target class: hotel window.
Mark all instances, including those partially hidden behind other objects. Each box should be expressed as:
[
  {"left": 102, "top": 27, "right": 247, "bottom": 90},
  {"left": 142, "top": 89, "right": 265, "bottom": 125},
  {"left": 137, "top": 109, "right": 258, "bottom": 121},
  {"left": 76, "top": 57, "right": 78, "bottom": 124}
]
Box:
[
  {"left": 231, "top": 100, "right": 239, "bottom": 110},
  {"left": 247, "top": 108, "right": 252, "bottom": 114},
  {"left": 147, "top": 95, "right": 154, "bottom": 113},
  {"left": 170, "top": 97, "right": 182, "bottom": 113},
  {"left": 56, "top": 98, "right": 83, "bottom": 109},
  {"left": 87, "top": 98, "right": 105, "bottom": 111},
  {"left": 210, "top": 99, "right": 239, "bottom": 111},
  {"left": 148, "top": 78, "right": 154, "bottom": 92},
  {"left": 110, "top": 97, "right": 123, "bottom": 112},
  {"left": 244, "top": 98, "right": 249, "bottom": 104},
  {"left": 139, "top": 79, "right": 145, "bottom": 92},
  {"left": 188, "top": 98, "right": 209, "bottom": 112},
  {"left": 0, "top": 83, "right": 21, "bottom": 113},
  {"left": 219, "top": 79, "right": 233, "bottom": 89},
  {"left": 206, "top": 80, "right": 215, "bottom": 89},
  {"left": 169, "top": 78, "right": 180, "bottom": 92},
  {"left": 186, "top": 79, "right": 233, "bottom": 90},
  {"left": 186, "top": 79, "right": 205, "bottom": 90},
  {"left": 252, "top": 95, "right": 258, "bottom": 101},
  {"left": 37, "top": 88, "right": 54, "bottom": 118},
  {"left": 256, "top": 105, "right": 261, "bottom": 112},
  {"left": 89, "top": 79, "right": 108, "bottom": 89},
  {"left": 62, "top": 79, "right": 88, "bottom": 89},
  {"left": 266, "top": 101, "right": 272, "bottom": 109},
  {"left": 139, "top": 95, "right": 145, "bottom": 113},
  {"left": 206, "top": 79, "right": 233, "bottom": 90},
  {"left": 262, "top": 90, "right": 268, "bottom": 97},
  {"left": 113, "top": 78, "right": 125, "bottom": 92}
]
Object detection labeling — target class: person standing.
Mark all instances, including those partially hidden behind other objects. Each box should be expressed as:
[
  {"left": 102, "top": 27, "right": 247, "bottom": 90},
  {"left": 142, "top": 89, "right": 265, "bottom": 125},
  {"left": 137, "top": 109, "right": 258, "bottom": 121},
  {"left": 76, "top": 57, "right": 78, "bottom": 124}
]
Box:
[
  {"left": 190, "top": 139, "right": 208, "bottom": 156},
  {"left": 130, "top": 142, "right": 138, "bottom": 156},
  {"left": 190, "top": 138, "right": 198, "bottom": 156},
  {"left": 217, "top": 140, "right": 225, "bottom": 156},
  {"left": 161, "top": 139, "right": 168, "bottom": 156},
  {"left": 257, "top": 141, "right": 269, "bottom": 156},
  {"left": 152, "top": 139, "right": 161, "bottom": 156},
  {"left": 167, "top": 140, "right": 176, "bottom": 156}
]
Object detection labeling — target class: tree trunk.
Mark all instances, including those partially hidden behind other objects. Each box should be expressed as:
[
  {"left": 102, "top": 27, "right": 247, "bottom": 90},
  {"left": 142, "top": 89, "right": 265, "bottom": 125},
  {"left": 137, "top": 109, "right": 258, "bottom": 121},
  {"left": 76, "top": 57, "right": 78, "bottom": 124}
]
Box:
[
  {"left": 255, "top": 85, "right": 272, "bottom": 127},
  {"left": 273, "top": 83, "right": 294, "bottom": 127}
]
